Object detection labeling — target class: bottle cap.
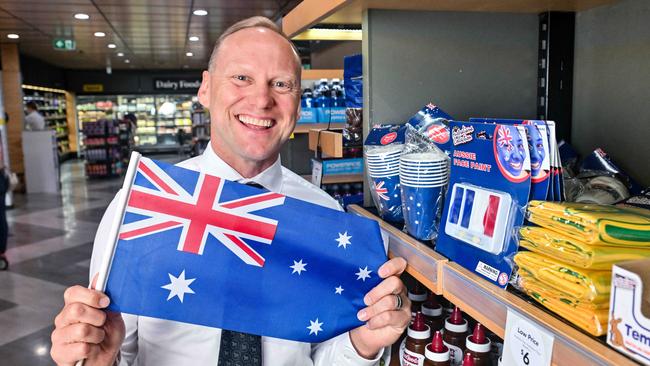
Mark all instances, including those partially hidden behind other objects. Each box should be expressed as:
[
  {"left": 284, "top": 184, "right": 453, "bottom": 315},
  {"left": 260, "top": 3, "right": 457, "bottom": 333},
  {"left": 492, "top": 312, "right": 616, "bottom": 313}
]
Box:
[
  {"left": 407, "top": 312, "right": 431, "bottom": 339},
  {"left": 422, "top": 292, "right": 442, "bottom": 316},
  {"left": 425, "top": 332, "right": 450, "bottom": 362},
  {"left": 445, "top": 307, "right": 468, "bottom": 333},
  {"left": 466, "top": 323, "right": 491, "bottom": 352},
  {"left": 408, "top": 283, "right": 427, "bottom": 302},
  {"left": 462, "top": 353, "right": 475, "bottom": 366}
]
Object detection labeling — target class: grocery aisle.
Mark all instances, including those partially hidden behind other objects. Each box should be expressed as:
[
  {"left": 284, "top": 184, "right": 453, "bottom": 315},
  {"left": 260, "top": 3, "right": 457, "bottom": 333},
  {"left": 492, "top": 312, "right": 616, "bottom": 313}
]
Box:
[{"left": 0, "top": 156, "right": 181, "bottom": 365}]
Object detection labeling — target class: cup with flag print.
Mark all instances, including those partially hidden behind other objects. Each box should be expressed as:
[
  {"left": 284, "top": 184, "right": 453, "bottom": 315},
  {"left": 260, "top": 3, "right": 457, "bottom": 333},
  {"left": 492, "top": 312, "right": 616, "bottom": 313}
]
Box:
[
  {"left": 365, "top": 144, "right": 404, "bottom": 222},
  {"left": 399, "top": 152, "right": 449, "bottom": 240}
]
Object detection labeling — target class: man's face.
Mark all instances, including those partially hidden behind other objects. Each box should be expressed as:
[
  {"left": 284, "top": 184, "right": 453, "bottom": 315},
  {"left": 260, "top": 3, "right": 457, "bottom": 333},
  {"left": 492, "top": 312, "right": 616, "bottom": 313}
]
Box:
[{"left": 198, "top": 27, "right": 301, "bottom": 172}]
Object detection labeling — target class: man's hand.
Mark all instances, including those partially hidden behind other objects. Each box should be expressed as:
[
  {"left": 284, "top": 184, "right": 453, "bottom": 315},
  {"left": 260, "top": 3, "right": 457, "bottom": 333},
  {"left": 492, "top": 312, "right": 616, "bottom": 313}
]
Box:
[
  {"left": 350, "top": 257, "right": 411, "bottom": 359},
  {"left": 51, "top": 277, "right": 125, "bottom": 366}
]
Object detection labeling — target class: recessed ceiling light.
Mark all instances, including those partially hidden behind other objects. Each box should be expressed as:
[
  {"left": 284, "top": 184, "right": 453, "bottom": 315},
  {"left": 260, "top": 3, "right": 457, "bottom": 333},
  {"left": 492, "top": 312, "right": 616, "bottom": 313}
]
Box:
[
  {"left": 74, "top": 13, "right": 90, "bottom": 20},
  {"left": 94, "top": 32, "right": 106, "bottom": 37},
  {"left": 186, "top": 52, "right": 193, "bottom": 57},
  {"left": 117, "top": 52, "right": 124, "bottom": 57},
  {"left": 193, "top": 9, "right": 208, "bottom": 16},
  {"left": 189, "top": 36, "right": 199, "bottom": 42},
  {"left": 7, "top": 34, "right": 19, "bottom": 39},
  {"left": 107, "top": 43, "right": 116, "bottom": 49},
  {"left": 124, "top": 59, "right": 130, "bottom": 63}
]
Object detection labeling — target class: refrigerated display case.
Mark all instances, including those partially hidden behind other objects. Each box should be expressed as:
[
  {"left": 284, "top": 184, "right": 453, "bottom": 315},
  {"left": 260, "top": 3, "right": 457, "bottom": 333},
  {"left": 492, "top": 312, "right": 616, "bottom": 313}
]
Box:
[{"left": 75, "top": 94, "right": 195, "bottom": 153}]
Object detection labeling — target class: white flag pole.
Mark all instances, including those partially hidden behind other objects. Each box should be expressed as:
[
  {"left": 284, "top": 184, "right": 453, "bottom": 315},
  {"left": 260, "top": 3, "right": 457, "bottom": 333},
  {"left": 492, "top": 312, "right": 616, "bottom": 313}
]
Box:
[{"left": 75, "top": 151, "right": 141, "bottom": 366}]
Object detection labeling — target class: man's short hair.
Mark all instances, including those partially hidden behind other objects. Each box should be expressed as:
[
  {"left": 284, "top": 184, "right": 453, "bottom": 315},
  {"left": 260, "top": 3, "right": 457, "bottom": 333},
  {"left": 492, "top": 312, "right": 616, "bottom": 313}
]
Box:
[
  {"left": 26, "top": 101, "right": 38, "bottom": 111},
  {"left": 208, "top": 16, "right": 300, "bottom": 71}
]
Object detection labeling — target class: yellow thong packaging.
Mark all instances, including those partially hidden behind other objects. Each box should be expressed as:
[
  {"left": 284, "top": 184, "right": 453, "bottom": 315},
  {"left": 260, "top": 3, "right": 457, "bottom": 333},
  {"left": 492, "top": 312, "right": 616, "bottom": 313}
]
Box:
[
  {"left": 514, "top": 251, "right": 611, "bottom": 303},
  {"left": 527, "top": 201, "right": 650, "bottom": 247},
  {"left": 516, "top": 274, "right": 607, "bottom": 336},
  {"left": 608, "top": 259, "right": 650, "bottom": 365},
  {"left": 519, "top": 226, "right": 650, "bottom": 270}
]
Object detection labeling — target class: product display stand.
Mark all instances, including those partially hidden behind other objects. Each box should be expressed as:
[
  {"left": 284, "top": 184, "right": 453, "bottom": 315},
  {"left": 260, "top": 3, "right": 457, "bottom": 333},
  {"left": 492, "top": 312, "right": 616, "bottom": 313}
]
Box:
[{"left": 347, "top": 205, "right": 637, "bottom": 366}]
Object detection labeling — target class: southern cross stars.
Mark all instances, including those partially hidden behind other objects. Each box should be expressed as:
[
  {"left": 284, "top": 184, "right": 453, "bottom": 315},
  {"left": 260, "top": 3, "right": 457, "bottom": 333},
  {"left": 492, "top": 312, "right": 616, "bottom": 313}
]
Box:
[
  {"left": 307, "top": 318, "right": 323, "bottom": 335},
  {"left": 334, "top": 285, "right": 344, "bottom": 295},
  {"left": 336, "top": 231, "right": 352, "bottom": 249},
  {"left": 290, "top": 259, "right": 307, "bottom": 275},
  {"left": 356, "top": 266, "right": 372, "bottom": 281},
  {"left": 161, "top": 270, "right": 196, "bottom": 303}
]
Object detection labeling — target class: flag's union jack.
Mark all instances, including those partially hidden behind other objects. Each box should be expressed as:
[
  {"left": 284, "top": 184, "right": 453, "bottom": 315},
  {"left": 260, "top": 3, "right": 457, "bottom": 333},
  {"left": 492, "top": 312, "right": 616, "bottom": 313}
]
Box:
[
  {"left": 373, "top": 180, "right": 389, "bottom": 201},
  {"left": 497, "top": 127, "right": 513, "bottom": 150},
  {"left": 118, "top": 158, "right": 285, "bottom": 267}
]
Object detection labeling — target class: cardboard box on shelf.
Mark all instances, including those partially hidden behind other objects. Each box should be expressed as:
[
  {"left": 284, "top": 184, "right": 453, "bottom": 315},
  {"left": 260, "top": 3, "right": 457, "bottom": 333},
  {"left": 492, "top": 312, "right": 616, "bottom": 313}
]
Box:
[
  {"left": 308, "top": 128, "right": 343, "bottom": 158},
  {"left": 608, "top": 258, "right": 650, "bottom": 365}
]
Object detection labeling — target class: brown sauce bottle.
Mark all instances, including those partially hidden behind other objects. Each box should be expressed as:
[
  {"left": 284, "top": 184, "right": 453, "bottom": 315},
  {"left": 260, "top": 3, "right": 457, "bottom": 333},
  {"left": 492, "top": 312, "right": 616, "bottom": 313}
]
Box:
[
  {"left": 421, "top": 292, "right": 444, "bottom": 333},
  {"left": 424, "top": 330, "right": 450, "bottom": 366},
  {"left": 402, "top": 312, "right": 431, "bottom": 366},
  {"left": 442, "top": 306, "right": 469, "bottom": 366},
  {"left": 464, "top": 323, "right": 492, "bottom": 366},
  {"left": 409, "top": 283, "right": 428, "bottom": 317}
]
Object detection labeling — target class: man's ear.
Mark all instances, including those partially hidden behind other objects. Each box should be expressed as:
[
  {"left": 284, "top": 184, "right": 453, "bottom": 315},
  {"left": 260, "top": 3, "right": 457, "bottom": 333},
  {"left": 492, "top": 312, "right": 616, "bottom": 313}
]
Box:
[{"left": 197, "top": 70, "right": 211, "bottom": 107}]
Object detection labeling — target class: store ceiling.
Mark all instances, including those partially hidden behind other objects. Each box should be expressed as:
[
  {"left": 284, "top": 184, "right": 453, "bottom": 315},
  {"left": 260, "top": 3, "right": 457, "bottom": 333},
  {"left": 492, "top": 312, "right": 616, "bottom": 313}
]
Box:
[{"left": 0, "top": 0, "right": 302, "bottom": 70}]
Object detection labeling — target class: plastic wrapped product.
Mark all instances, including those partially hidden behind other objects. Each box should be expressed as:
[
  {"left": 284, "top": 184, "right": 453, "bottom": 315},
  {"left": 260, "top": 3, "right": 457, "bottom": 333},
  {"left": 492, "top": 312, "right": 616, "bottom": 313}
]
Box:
[
  {"left": 514, "top": 251, "right": 611, "bottom": 303},
  {"left": 519, "top": 226, "right": 650, "bottom": 270},
  {"left": 400, "top": 125, "right": 450, "bottom": 241},
  {"left": 527, "top": 201, "right": 650, "bottom": 247},
  {"left": 513, "top": 273, "right": 608, "bottom": 336}
]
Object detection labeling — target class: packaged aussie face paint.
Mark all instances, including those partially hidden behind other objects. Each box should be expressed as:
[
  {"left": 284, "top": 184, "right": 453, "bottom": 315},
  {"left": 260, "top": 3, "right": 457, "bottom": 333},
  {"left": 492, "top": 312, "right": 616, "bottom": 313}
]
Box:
[
  {"left": 470, "top": 118, "right": 551, "bottom": 201},
  {"left": 436, "top": 121, "right": 531, "bottom": 288}
]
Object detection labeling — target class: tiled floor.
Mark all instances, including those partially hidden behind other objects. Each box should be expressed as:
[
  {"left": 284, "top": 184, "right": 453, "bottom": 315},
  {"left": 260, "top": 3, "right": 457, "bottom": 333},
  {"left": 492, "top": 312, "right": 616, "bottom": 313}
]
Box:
[{"left": 0, "top": 156, "right": 183, "bottom": 365}]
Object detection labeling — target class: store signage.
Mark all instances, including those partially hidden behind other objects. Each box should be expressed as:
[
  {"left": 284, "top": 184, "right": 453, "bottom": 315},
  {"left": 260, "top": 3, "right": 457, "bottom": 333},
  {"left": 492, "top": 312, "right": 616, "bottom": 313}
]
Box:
[
  {"left": 502, "top": 308, "right": 555, "bottom": 365},
  {"left": 153, "top": 78, "right": 201, "bottom": 91},
  {"left": 53, "top": 38, "right": 76, "bottom": 51},
  {"left": 83, "top": 84, "right": 104, "bottom": 92}
]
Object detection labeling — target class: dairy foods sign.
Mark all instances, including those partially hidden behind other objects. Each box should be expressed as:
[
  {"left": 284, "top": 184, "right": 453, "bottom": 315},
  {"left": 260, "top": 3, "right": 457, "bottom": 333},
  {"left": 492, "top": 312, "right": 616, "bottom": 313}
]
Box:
[{"left": 154, "top": 78, "right": 201, "bottom": 91}]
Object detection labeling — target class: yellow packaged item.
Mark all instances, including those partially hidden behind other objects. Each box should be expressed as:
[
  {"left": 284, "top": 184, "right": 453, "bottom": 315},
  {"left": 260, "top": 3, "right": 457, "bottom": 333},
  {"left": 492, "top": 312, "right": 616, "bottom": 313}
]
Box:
[
  {"left": 519, "top": 226, "right": 650, "bottom": 270},
  {"left": 516, "top": 274, "right": 607, "bottom": 336},
  {"left": 527, "top": 201, "right": 650, "bottom": 247},
  {"left": 514, "top": 251, "right": 611, "bottom": 302}
]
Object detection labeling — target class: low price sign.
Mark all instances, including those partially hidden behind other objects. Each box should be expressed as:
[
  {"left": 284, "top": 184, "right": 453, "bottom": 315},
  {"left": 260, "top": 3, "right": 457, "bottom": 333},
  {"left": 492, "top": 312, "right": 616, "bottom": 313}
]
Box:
[{"left": 502, "top": 309, "right": 555, "bottom": 365}]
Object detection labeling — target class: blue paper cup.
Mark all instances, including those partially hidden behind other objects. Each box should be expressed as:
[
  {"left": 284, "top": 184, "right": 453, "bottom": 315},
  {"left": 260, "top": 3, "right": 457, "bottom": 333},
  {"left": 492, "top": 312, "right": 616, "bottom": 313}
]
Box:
[
  {"left": 370, "top": 175, "right": 403, "bottom": 222},
  {"left": 401, "top": 184, "right": 444, "bottom": 240}
]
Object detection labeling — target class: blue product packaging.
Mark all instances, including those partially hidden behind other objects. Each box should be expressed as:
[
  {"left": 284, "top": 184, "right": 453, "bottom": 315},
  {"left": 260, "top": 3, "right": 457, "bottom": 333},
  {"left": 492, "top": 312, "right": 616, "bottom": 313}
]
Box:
[
  {"left": 470, "top": 118, "right": 551, "bottom": 201},
  {"left": 344, "top": 54, "right": 362, "bottom": 108},
  {"left": 436, "top": 121, "right": 531, "bottom": 288},
  {"left": 298, "top": 88, "right": 317, "bottom": 123},
  {"left": 580, "top": 148, "right": 643, "bottom": 196},
  {"left": 364, "top": 124, "right": 407, "bottom": 222},
  {"left": 406, "top": 103, "right": 454, "bottom": 155}
]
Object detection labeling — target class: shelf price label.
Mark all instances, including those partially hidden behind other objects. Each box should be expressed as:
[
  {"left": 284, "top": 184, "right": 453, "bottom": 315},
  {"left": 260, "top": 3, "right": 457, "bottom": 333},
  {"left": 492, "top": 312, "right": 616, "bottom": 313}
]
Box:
[{"left": 502, "top": 308, "right": 555, "bottom": 366}]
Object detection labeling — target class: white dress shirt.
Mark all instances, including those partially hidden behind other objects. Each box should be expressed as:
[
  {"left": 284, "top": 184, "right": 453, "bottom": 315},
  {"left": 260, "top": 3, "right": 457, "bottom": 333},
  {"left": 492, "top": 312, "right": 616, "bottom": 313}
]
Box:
[
  {"left": 24, "top": 110, "right": 46, "bottom": 130},
  {"left": 89, "top": 143, "right": 385, "bottom": 366}
]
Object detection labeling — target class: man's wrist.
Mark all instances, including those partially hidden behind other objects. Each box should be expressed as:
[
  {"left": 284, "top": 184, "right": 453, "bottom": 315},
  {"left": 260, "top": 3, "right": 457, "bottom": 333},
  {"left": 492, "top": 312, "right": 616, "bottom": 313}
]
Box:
[{"left": 349, "top": 328, "right": 380, "bottom": 360}]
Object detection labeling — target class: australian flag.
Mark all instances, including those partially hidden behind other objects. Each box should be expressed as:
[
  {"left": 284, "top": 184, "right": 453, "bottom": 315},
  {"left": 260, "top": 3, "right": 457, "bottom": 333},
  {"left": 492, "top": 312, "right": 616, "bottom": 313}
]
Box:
[{"left": 105, "top": 157, "right": 387, "bottom": 342}]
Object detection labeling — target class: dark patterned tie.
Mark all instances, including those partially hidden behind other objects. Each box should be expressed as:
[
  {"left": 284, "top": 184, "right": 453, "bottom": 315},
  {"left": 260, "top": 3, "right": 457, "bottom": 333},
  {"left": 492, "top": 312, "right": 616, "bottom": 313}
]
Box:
[
  {"left": 217, "top": 180, "right": 263, "bottom": 366},
  {"left": 217, "top": 329, "right": 262, "bottom": 366}
]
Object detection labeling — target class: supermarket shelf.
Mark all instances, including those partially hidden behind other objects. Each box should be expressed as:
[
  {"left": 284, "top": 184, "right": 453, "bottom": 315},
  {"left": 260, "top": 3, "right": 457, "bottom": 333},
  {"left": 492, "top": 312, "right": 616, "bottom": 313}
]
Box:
[
  {"left": 346, "top": 205, "right": 637, "bottom": 366},
  {"left": 347, "top": 205, "right": 447, "bottom": 294},
  {"left": 283, "top": 0, "right": 620, "bottom": 38},
  {"left": 302, "top": 69, "right": 344, "bottom": 79},
  {"left": 294, "top": 123, "right": 345, "bottom": 134},
  {"left": 301, "top": 173, "right": 363, "bottom": 184}
]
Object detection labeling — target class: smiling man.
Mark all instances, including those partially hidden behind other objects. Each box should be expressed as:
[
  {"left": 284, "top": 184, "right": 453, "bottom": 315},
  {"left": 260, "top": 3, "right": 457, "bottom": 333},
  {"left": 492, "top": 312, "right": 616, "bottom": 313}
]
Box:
[{"left": 50, "top": 16, "right": 411, "bottom": 366}]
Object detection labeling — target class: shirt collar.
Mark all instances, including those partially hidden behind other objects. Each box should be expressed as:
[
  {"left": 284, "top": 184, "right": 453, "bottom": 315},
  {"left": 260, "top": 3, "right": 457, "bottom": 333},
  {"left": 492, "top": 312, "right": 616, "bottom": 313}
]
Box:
[{"left": 199, "top": 142, "right": 284, "bottom": 193}]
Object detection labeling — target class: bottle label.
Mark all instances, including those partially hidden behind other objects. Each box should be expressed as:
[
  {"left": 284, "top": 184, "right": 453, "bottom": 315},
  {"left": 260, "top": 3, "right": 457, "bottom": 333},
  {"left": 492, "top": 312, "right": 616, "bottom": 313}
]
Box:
[
  {"left": 443, "top": 341, "right": 464, "bottom": 366},
  {"left": 402, "top": 348, "right": 425, "bottom": 366}
]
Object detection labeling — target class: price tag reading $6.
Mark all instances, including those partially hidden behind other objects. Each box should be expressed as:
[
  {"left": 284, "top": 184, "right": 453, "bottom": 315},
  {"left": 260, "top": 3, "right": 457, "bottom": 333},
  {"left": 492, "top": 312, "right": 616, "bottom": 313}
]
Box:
[{"left": 502, "top": 308, "right": 555, "bottom": 366}]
